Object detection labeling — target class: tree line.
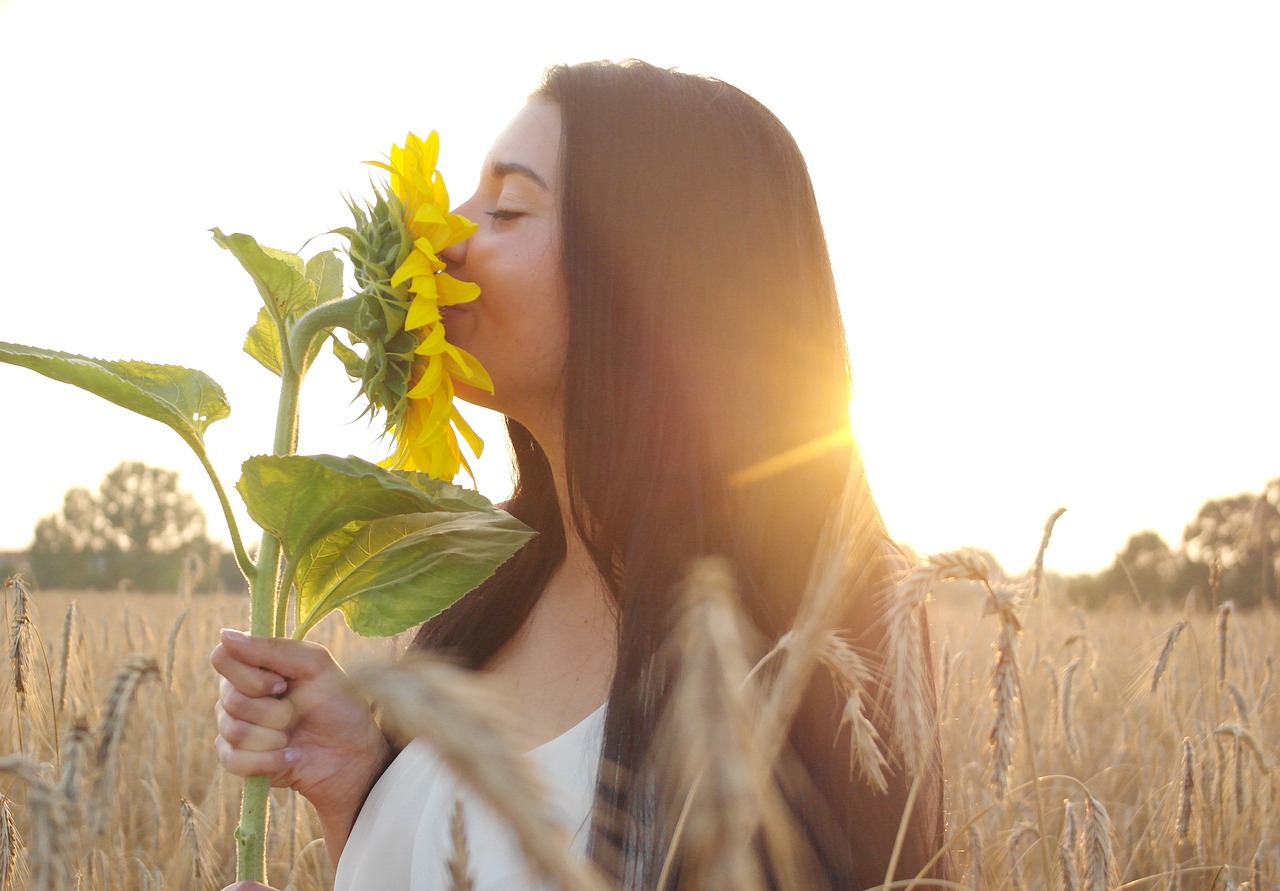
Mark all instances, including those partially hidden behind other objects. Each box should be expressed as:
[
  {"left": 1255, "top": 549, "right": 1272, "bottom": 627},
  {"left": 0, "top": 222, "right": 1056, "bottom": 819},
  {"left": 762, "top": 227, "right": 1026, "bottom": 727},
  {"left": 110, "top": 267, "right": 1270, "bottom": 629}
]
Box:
[
  {"left": 1064, "top": 477, "right": 1280, "bottom": 609},
  {"left": 16, "top": 461, "right": 244, "bottom": 593},
  {"left": 8, "top": 462, "right": 1278, "bottom": 607}
]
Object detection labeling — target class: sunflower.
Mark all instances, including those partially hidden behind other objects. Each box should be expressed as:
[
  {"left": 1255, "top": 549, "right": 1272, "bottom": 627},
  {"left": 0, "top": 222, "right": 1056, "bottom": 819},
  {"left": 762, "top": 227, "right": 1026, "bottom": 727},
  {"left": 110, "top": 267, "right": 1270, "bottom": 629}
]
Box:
[{"left": 336, "top": 132, "right": 493, "bottom": 480}]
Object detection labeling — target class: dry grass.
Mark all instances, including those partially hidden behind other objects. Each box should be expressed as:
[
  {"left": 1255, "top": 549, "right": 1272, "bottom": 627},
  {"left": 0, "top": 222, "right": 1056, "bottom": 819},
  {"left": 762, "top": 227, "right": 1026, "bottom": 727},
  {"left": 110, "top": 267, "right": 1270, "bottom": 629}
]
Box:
[{"left": 3, "top": 559, "right": 1277, "bottom": 889}]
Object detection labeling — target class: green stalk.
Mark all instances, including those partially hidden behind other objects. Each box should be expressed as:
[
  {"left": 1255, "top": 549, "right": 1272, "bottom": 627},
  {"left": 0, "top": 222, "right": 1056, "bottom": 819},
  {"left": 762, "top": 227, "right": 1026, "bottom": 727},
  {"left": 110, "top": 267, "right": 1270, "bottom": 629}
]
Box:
[
  {"left": 288, "top": 296, "right": 362, "bottom": 374},
  {"left": 194, "top": 447, "right": 255, "bottom": 580},
  {"left": 235, "top": 327, "right": 304, "bottom": 884}
]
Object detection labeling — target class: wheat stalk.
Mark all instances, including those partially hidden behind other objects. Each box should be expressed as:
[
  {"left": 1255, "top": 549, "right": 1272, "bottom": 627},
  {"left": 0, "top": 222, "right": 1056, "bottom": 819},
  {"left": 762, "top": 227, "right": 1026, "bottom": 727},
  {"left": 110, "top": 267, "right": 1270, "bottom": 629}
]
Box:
[
  {"left": 178, "top": 796, "right": 214, "bottom": 887},
  {"left": 1006, "top": 821, "right": 1036, "bottom": 891},
  {"left": 1030, "top": 507, "right": 1067, "bottom": 601},
  {"left": 56, "top": 601, "right": 77, "bottom": 714},
  {"left": 1216, "top": 601, "right": 1233, "bottom": 688},
  {"left": 89, "top": 655, "right": 160, "bottom": 842},
  {"left": 986, "top": 581, "right": 1023, "bottom": 799},
  {"left": 889, "top": 548, "right": 996, "bottom": 778},
  {"left": 164, "top": 609, "right": 187, "bottom": 692},
  {"left": 816, "top": 629, "right": 889, "bottom": 793},
  {"left": 1060, "top": 798, "right": 1081, "bottom": 891},
  {"left": 1177, "top": 738, "right": 1195, "bottom": 843},
  {"left": 7, "top": 579, "right": 33, "bottom": 754},
  {"left": 654, "top": 558, "right": 808, "bottom": 891},
  {"left": 758, "top": 451, "right": 891, "bottom": 774},
  {"left": 1226, "top": 682, "right": 1251, "bottom": 727},
  {"left": 0, "top": 755, "right": 70, "bottom": 891},
  {"left": 352, "top": 657, "right": 614, "bottom": 891},
  {"left": 1151, "top": 620, "right": 1187, "bottom": 694},
  {"left": 1083, "top": 793, "right": 1115, "bottom": 891},
  {"left": 446, "top": 798, "right": 475, "bottom": 891},
  {"left": 0, "top": 794, "right": 20, "bottom": 891},
  {"left": 1060, "top": 657, "right": 1083, "bottom": 757}
]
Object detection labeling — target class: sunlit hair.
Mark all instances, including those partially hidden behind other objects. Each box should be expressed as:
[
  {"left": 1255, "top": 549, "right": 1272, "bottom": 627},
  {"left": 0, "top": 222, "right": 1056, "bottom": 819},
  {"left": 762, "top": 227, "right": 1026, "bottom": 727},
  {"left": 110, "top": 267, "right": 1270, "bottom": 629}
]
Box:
[{"left": 414, "top": 59, "right": 946, "bottom": 888}]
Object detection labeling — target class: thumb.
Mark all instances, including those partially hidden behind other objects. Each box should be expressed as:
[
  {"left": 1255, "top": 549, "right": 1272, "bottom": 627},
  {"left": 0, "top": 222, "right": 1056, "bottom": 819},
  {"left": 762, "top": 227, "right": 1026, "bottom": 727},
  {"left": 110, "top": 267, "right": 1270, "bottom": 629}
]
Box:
[{"left": 218, "top": 629, "right": 335, "bottom": 680}]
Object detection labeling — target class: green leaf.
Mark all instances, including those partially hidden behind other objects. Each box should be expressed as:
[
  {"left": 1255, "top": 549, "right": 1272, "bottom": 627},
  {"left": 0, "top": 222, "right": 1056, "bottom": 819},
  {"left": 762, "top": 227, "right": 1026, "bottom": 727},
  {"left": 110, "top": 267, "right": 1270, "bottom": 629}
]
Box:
[
  {"left": 306, "top": 250, "right": 345, "bottom": 305},
  {"left": 293, "top": 510, "right": 535, "bottom": 637},
  {"left": 0, "top": 343, "right": 229, "bottom": 456},
  {"left": 243, "top": 306, "right": 283, "bottom": 376},
  {"left": 237, "top": 453, "right": 506, "bottom": 563},
  {"left": 212, "top": 228, "right": 315, "bottom": 323},
  {"left": 330, "top": 335, "right": 364, "bottom": 379}
]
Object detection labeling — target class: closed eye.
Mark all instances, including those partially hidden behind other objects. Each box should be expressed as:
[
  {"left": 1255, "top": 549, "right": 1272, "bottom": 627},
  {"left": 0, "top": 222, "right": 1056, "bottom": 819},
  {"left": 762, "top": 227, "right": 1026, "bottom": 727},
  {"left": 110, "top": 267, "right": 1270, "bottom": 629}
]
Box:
[{"left": 486, "top": 209, "right": 524, "bottom": 222}]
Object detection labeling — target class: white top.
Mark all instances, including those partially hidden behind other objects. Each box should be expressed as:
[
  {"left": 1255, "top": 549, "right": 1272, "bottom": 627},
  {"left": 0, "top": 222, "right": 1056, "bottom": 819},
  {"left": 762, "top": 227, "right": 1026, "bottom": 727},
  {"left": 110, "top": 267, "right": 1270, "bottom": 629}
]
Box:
[{"left": 334, "top": 705, "right": 606, "bottom": 890}]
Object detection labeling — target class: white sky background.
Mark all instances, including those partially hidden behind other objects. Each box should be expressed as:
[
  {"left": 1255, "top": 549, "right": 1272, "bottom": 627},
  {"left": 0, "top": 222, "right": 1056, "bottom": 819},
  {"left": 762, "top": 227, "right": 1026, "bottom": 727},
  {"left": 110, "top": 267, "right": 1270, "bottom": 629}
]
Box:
[{"left": 0, "top": 0, "right": 1275, "bottom": 577}]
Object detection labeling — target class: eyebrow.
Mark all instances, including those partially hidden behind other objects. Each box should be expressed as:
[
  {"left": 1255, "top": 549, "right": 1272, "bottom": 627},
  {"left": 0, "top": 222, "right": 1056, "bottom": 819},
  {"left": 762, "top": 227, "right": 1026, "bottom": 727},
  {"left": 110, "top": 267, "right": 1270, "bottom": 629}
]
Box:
[{"left": 490, "top": 160, "right": 549, "bottom": 190}]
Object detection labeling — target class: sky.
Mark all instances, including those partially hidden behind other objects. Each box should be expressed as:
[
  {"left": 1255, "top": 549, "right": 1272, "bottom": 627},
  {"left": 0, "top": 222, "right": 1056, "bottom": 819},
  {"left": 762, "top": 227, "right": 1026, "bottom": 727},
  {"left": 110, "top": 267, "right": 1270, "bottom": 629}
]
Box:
[{"left": 0, "top": 0, "right": 1276, "bottom": 578}]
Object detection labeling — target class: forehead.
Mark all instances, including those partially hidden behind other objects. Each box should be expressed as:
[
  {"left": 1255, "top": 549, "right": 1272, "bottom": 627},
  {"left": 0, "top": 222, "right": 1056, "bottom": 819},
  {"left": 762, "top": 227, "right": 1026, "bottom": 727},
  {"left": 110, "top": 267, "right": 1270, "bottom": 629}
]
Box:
[{"left": 483, "top": 100, "right": 562, "bottom": 188}]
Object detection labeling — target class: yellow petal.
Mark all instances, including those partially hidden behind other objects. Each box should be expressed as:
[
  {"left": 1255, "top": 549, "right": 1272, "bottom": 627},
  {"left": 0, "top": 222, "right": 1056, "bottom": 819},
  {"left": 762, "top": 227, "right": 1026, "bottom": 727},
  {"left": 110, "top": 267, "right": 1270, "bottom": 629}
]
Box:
[
  {"left": 406, "top": 290, "right": 442, "bottom": 330},
  {"left": 444, "top": 345, "right": 495, "bottom": 393},
  {"left": 406, "top": 354, "right": 444, "bottom": 399},
  {"left": 390, "top": 250, "right": 434, "bottom": 288},
  {"left": 413, "top": 322, "right": 448, "bottom": 355},
  {"left": 435, "top": 275, "right": 480, "bottom": 307},
  {"left": 452, "top": 406, "right": 484, "bottom": 457}
]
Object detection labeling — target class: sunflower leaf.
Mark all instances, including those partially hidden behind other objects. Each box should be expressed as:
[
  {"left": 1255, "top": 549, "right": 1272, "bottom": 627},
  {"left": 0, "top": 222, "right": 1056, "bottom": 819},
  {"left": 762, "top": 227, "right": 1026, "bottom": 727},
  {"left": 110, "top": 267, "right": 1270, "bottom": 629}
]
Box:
[
  {"left": 236, "top": 453, "right": 517, "bottom": 564},
  {"left": 306, "top": 249, "right": 345, "bottom": 305},
  {"left": 292, "top": 510, "right": 535, "bottom": 638},
  {"left": 212, "top": 228, "right": 315, "bottom": 323},
  {"left": 244, "top": 307, "right": 283, "bottom": 376},
  {"left": 0, "top": 343, "right": 229, "bottom": 456}
]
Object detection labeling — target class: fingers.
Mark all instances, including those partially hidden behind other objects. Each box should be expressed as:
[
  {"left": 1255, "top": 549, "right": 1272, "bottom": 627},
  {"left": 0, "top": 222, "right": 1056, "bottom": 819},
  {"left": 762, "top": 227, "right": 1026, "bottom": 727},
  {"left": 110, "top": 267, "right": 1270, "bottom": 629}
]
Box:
[
  {"left": 214, "top": 731, "right": 295, "bottom": 779},
  {"left": 219, "top": 679, "right": 293, "bottom": 731},
  {"left": 216, "top": 700, "right": 289, "bottom": 751},
  {"left": 215, "top": 629, "right": 336, "bottom": 681},
  {"left": 211, "top": 643, "right": 288, "bottom": 699}
]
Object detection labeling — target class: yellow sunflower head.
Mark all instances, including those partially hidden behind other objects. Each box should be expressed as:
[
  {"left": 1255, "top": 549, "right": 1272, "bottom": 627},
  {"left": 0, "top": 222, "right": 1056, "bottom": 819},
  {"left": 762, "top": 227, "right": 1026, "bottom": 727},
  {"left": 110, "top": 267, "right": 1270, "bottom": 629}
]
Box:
[{"left": 334, "top": 131, "right": 493, "bottom": 481}]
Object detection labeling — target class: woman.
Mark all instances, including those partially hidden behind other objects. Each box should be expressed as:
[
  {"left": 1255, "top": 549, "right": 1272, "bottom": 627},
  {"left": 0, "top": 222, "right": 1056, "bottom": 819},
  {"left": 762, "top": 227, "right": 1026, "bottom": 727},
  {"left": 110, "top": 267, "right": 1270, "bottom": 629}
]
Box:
[{"left": 215, "top": 59, "right": 948, "bottom": 890}]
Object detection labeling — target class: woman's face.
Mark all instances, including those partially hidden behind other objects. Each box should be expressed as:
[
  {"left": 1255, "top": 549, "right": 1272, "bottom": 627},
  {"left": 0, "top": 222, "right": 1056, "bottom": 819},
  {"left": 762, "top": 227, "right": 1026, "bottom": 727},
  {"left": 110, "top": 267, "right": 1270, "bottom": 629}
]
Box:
[{"left": 441, "top": 100, "right": 567, "bottom": 433}]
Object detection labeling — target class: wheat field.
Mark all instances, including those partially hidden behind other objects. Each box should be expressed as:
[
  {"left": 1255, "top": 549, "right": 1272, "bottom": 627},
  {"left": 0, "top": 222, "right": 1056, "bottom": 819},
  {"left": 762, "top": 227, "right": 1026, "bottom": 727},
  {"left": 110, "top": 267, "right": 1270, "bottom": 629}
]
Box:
[{"left": 2, "top": 568, "right": 1276, "bottom": 890}]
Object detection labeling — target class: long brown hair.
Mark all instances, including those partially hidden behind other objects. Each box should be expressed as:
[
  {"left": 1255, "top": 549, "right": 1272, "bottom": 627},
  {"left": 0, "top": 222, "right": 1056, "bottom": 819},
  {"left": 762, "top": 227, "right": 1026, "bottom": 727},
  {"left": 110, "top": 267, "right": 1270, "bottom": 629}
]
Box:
[{"left": 414, "top": 59, "right": 947, "bottom": 888}]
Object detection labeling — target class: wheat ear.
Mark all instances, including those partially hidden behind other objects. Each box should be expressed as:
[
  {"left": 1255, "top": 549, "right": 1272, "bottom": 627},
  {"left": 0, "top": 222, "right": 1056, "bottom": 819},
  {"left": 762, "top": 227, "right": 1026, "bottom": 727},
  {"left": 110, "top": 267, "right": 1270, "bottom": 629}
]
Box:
[
  {"left": 817, "top": 629, "right": 889, "bottom": 793},
  {"left": 446, "top": 799, "right": 475, "bottom": 891},
  {"left": 1060, "top": 798, "right": 1080, "bottom": 891},
  {"left": 1151, "top": 620, "right": 1187, "bottom": 694},
  {"left": 654, "top": 558, "right": 811, "bottom": 891},
  {"left": 0, "top": 795, "right": 20, "bottom": 891},
  {"left": 1082, "top": 793, "right": 1115, "bottom": 891},
  {"left": 0, "top": 755, "right": 71, "bottom": 891},
  {"left": 89, "top": 655, "right": 160, "bottom": 841},
  {"left": 353, "top": 657, "right": 614, "bottom": 891},
  {"left": 1176, "top": 738, "right": 1195, "bottom": 843},
  {"left": 1216, "top": 601, "right": 1233, "bottom": 688}
]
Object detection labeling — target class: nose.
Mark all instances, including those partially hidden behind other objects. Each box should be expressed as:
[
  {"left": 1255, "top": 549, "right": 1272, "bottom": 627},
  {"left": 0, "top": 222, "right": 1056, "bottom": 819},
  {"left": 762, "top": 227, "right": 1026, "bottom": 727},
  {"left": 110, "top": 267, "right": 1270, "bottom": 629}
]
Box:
[{"left": 439, "top": 233, "right": 466, "bottom": 269}]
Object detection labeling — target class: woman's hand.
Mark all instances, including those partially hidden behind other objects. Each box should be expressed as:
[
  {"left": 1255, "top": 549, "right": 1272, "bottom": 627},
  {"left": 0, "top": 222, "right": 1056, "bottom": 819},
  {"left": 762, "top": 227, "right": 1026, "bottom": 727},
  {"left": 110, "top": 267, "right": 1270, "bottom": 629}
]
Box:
[{"left": 211, "top": 629, "right": 392, "bottom": 863}]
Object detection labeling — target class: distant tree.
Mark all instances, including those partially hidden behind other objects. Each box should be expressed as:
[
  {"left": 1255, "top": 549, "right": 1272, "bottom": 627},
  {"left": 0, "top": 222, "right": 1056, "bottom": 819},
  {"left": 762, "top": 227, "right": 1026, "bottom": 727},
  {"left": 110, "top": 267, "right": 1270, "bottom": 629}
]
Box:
[
  {"left": 28, "top": 461, "right": 215, "bottom": 592},
  {"left": 1182, "top": 478, "right": 1280, "bottom": 608},
  {"left": 1112, "top": 530, "right": 1180, "bottom": 604}
]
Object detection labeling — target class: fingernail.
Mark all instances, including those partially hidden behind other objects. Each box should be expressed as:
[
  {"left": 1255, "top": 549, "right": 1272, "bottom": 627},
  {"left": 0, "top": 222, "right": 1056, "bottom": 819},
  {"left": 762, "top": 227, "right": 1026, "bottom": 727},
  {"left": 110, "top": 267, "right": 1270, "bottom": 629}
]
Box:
[
  {"left": 221, "top": 628, "right": 249, "bottom": 643},
  {"left": 283, "top": 747, "right": 302, "bottom": 764},
  {"left": 271, "top": 679, "right": 288, "bottom": 696}
]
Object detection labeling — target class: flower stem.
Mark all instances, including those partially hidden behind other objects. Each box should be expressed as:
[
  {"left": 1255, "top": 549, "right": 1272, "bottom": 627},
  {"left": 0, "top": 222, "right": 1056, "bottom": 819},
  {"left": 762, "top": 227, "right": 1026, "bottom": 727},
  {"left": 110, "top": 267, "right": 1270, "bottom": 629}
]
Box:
[{"left": 236, "top": 330, "right": 305, "bottom": 884}]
